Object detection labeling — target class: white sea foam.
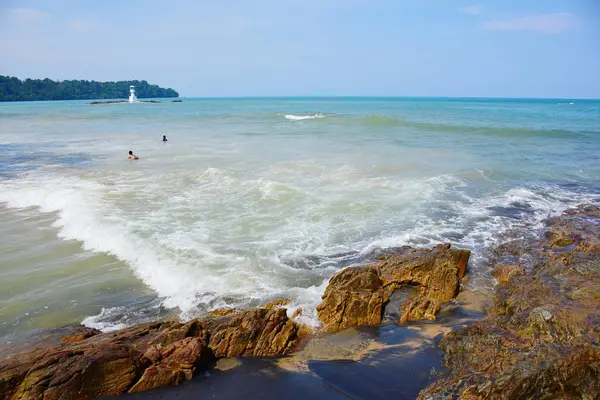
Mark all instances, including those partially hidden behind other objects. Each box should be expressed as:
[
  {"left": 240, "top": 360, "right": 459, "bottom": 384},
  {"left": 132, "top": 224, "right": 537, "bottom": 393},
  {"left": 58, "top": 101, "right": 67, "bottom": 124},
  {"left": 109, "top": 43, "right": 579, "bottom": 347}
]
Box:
[
  {"left": 82, "top": 308, "right": 128, "bottom": 332},
  {"left": 0, "top": 165, "right": 595, "bottom": 332},
  {"left": 359, "top": 184, "right": 597, "bottom": 291},
  {"left": 0, "top": 167, "right": 342, "bottom": 328},
  {"left": 284, "top": 113, "right": 325, "bottom": 120}
]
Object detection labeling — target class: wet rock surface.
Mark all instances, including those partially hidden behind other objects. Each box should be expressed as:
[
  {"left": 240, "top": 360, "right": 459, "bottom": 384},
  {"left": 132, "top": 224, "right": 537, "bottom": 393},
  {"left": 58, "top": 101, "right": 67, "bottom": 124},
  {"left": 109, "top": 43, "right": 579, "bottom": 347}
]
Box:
[
  {"left": 0, "top": 308, "right": 302, "bottom": 399},
  {"left": 316, "top": 266, "right": 388, "bottom": 332},
  {"left": 419, "top": 205, "right": 600, "bottom": 400},
  {"left": 317, "top": 244, "right": 471, "bottom": 332}
]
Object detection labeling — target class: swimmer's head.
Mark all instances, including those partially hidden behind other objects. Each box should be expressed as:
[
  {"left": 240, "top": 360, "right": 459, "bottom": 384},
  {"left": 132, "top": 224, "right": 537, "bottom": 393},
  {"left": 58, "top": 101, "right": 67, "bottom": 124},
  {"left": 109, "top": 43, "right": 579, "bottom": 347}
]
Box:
[{"left": 129, "top": 150, "right": 133, "bottom": 155}]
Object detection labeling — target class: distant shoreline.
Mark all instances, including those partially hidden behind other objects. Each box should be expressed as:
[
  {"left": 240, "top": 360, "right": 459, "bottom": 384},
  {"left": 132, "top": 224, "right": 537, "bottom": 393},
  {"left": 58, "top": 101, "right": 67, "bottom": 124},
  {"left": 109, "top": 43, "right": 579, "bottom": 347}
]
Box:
[{"left": 0, "top": 75, "right": 179, "bottom": 102}]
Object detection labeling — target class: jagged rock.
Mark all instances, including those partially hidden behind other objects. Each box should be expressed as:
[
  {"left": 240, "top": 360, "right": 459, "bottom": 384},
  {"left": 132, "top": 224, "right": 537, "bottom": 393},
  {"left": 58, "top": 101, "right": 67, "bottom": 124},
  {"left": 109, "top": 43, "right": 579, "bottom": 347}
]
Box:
[
  {"left": 419, "top": 205, "right": 600, "bottom": 400},
  {"left": 317, "top": 244, "right": 471, "bottom": 332},
  {"left": 205, "top": 308, "right": 301, "bottom": 358},
  {"left": 60, "top": 327, "right": 101, "bottom": 344},
  {"left": 491, "top": 264, "right": 524, "bottom": 284},
  {"left": 290, "top": 308, "right": 303, "bottom": 319},
  {"left": 129, "top": 337, "right": 212, "bottom": 393},
  {"left": 0, "top": 308, "right": 302, "bottom": 399},
  {"left": 400, "top": 295, "right": 441, "bottom": 324},
  {"left": 262, "top": 298, "right": 292, "bottom": 310},
  {"left": 208, "top": 308, "right": 238, "bottom": 317},
  {"left": 376, "top": 243, "right": 470, "bottom": 301},
  {"left": 317, "top": 266, "right": 387, "bottom": 332}
]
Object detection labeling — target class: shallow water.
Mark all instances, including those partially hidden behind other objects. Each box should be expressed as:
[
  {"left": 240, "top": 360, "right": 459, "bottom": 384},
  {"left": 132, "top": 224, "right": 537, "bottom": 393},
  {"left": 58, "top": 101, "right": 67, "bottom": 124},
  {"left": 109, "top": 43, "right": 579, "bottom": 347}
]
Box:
[{"left": 0, "top": 97, "right": 599, "bottom": 339}]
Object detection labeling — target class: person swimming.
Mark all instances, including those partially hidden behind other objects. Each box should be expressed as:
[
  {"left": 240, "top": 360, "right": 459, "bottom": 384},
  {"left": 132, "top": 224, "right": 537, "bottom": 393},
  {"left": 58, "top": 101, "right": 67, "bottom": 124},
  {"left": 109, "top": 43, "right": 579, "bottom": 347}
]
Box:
[
  {"left": 162, "top": 135, "right": 168, "bottom": 142},
  {"left": 128, "top": 150, "right": 139, "bottom": 160}
]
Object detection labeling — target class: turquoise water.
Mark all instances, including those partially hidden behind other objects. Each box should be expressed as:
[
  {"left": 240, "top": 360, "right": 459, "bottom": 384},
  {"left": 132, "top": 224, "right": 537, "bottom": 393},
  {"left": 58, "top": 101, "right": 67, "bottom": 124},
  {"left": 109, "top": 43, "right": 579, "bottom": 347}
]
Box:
[{"left": 1, "top": 97, "right": 599, "bottom": 338}]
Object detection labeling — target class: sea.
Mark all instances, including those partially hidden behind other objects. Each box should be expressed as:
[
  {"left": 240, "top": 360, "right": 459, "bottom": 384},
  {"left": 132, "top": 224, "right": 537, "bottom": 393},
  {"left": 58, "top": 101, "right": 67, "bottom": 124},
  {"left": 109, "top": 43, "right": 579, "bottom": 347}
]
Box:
[{"left": 1, "top": 97, "right": 599, "bottom": 342}]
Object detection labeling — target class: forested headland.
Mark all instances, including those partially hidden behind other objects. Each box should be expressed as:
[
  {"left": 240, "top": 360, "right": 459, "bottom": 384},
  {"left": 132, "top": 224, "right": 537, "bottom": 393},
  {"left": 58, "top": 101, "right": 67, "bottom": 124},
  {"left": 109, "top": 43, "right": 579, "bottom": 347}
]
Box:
[{"left": 0, "top": 76, "right": 179, "bottom": 101}]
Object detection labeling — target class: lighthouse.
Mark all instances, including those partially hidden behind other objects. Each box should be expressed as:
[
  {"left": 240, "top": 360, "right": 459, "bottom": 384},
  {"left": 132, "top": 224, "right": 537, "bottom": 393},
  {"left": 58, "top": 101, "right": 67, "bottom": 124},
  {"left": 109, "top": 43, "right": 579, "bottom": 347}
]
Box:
[{"left": 128, "top": 85, "right": 137, "bottom": 102}]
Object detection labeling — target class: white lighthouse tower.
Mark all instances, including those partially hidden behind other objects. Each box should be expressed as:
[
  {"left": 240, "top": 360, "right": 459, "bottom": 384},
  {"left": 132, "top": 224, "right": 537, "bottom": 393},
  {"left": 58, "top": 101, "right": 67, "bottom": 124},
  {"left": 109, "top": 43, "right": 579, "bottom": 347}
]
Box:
[{"left": 128, "top": 85, "right": 137, "bottom": 102}]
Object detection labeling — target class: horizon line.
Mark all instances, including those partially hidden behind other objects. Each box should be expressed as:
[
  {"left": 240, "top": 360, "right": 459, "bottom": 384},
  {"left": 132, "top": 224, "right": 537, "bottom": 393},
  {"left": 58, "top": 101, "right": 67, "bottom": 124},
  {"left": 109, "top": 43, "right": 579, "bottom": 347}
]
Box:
[
  {"left": 176, "top": 95, "right": 600, "bottom": 101},
  {"left": 2, "top": 95, "right": 600, "bottom": 104}
]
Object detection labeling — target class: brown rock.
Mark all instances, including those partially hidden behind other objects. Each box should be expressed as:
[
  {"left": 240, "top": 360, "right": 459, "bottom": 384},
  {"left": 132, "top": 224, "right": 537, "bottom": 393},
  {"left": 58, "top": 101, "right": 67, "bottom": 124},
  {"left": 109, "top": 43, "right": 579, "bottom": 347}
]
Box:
[
  {"left": 208, "top": 308, "right": 238, "bottom": 317},
  {"left": 141, "top": 346, "right": 162, "bottom": 364},
  {"left": 316, "top": 266, "right": 387, "bottom": 332},
  {"left": 60, "top": 327, "right": 101, "bottom": 344},
  {"left": 375, "top": 244, "right": 471, "bottom": 302},
  {"left": 262, "top": 298, "right": 292, "bottom": 310},
  {"left": 3, "top": 343, "right": 143, "bottom": 400},
  {"left": 290, "top": 308, "right": 303, "bottom": 319},
  {"left": 0, "top": 308, "right": 302, "bottom": 399},
  {"left": 400, "top": 295, "right": 441, "bottom": 324},
  {"left": 316, "top": 244, "right": 471, "bottom": 332},
  {"left": 129, "top": 337, "right": 211, "bottom": 393},
  {"left": 491, "top": 263, "right": 524, "bottom": 284},
  {"left": 544, "top": 229, "right": 578, "bottom": 248},
  {"left": 206, "top": 308, "right": 300, "bottom": 358},
  {"left": 419, "top": 205, "right": 600, "bottom": 399}
]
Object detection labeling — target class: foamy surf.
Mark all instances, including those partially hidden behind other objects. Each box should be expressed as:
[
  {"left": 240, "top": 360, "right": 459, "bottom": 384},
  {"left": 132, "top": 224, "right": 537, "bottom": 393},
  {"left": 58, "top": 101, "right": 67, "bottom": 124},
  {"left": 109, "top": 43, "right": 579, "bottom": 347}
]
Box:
[
  {"left": 1, "top": 166, "right": 596, "bottom": 332},
  {"left": 284, "top": 113, "right": 325, "bottom": 120}
]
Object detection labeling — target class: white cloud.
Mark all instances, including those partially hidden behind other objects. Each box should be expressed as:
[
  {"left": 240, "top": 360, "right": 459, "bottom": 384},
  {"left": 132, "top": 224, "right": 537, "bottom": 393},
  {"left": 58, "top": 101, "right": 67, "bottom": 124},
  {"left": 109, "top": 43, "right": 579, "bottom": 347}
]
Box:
[
  {"left": 9, "top": 8, "right": 49, "bottom": 22},
  {"left": 482, "top": 12, "right": 578, "bottom": 35},
  {"left": 459, "top": 5, "right": 482, "bottom": 15}
]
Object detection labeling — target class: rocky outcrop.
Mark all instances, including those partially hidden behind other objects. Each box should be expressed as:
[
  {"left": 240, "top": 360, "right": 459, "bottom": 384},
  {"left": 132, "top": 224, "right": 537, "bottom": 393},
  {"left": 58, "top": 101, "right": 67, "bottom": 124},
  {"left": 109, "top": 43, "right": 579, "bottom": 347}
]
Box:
[
  {"left": 262, "top": 298, "right": 292, "bottom": 310},
  {"left": 0, "top": 308, "right": 302, "bottom": 399},
  {"left": 129, "top": 336, "right": 212, "bottom": 393},
  {"left": 60, "top": 327, "right": 101, "bottom": 344},
  {"left": 491, "top": 263, "right": 524, "bottom": 284},
  {"left": 316, "top": 266, "right": 388, "bottom": 332},
  {"left": 419, "top": 205, "right": 600, "bottom": 399},
  {"left": 204, "top": 308, "right": 300, "bottom": 358},
  {"left": 317, "top": 244, "right": 471, "bottom": 332}
]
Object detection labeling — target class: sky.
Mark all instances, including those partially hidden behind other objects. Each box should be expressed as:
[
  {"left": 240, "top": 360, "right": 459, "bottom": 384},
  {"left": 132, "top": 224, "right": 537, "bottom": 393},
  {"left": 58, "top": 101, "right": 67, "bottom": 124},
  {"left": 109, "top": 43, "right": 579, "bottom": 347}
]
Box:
[{"left": 1, "top": 0, "right": 599, "bottom": 98}]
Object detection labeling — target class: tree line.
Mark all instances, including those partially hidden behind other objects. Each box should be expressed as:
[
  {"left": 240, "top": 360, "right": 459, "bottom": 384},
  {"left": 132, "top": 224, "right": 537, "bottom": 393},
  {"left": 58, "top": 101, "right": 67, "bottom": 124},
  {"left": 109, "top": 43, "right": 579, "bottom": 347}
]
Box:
[{"left": 0, "top": 76, "right": 179, "bottom": 101}]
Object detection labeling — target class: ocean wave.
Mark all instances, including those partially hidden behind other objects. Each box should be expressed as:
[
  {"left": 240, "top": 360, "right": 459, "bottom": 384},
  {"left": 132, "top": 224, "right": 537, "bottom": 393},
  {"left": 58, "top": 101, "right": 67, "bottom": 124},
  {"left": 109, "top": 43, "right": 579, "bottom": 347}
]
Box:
[
  {"left": 358, "top": 183, "right": 598, "bottom": 291},
  {"left": 0, "top": 168, "right": 597, "bottom": 331},
  {"left": 284, "top": 113, "right": 326, "bottom": 120},
  {"left": 277, "top": 112, "right": 597, "bottom": 137}
]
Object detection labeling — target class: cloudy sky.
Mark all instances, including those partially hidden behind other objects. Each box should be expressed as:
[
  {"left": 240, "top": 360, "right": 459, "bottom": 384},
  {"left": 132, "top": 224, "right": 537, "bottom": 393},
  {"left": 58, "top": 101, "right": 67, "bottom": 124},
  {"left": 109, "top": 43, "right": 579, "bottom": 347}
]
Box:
[{"left": 1, "top": 0, "right": 598, "bottom": 98}]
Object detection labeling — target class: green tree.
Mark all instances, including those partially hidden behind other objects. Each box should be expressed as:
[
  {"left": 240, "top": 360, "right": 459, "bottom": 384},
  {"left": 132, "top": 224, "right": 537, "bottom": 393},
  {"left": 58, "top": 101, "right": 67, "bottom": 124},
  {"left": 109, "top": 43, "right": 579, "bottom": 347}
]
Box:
[{"left": 0, "top": 76, "right": 179, "bottom": 101}]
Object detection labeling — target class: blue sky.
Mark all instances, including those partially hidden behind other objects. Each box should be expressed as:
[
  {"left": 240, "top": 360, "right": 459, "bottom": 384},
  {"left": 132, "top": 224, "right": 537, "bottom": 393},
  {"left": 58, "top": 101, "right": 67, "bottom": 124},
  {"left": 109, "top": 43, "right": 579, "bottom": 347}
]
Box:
[{"left": 1, "top": 0, "right": 599, "bottom": 98}]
